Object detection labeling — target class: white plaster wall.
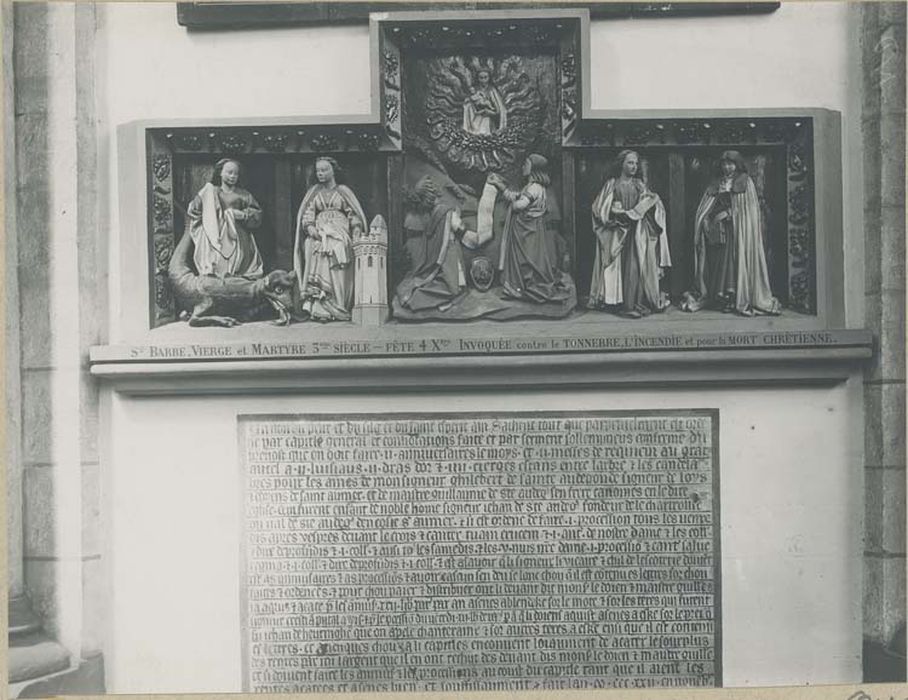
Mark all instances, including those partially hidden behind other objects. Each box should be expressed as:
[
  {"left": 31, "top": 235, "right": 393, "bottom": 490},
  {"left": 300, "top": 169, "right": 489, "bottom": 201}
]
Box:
[
  {"left": 103, "top": 383, "right": 863, "bottom": 693},
  {"left": 96, "top": 2, "right": 863, "bottom": 338},
  {"left": 588, "top": 5, "right": 851, "bottom": 111}
]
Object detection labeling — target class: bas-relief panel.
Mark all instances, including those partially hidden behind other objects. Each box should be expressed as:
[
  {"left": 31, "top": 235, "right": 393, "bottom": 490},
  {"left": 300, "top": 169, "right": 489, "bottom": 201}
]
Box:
[{"left": 141, "top": 12, "right": 826, "bottom": 332}]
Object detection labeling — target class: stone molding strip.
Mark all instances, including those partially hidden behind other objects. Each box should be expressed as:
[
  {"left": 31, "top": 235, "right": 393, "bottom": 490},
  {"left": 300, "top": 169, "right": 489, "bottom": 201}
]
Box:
[{"left": 90, "top": 328, "right": 871, "bottom": 394}]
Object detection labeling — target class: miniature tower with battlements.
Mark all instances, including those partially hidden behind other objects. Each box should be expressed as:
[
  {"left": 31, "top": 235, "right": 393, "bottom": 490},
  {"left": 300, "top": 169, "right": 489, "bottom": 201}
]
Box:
[{"left": 352, "top": 214, "right": 389, "bottom": 325}]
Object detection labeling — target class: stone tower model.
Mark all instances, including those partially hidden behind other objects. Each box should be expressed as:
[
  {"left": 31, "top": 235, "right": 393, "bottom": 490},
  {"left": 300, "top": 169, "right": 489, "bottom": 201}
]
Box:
[{"left": 352, "top": 214, "right": 389, "bottom": 325}]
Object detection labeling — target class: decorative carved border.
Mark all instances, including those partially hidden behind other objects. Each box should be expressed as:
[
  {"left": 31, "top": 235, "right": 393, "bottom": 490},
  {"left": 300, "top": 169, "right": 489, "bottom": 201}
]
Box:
[
  {"left": 559, "top": 27, "right": 580, "bottom": 143},
  {"left": 786, "top": 121, "right": 815, "bottom": 314},
  {"left": 380, "top": 30, "right": 403, "bottom": 147},
  {"left": 381, "top": 17, "right": 571, "bottom": 51},
  {"left": 148, "top": 134, "right": 176, "bottom": 327},
  {"left": 572, "top": 117, "right": 810, "bottom": 148},
  {"left": 158, "top": 126, "right": 390, "bottom": 155}
]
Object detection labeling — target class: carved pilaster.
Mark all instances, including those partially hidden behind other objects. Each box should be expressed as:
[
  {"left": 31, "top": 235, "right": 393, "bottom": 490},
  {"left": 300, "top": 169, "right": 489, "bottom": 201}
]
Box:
[
  {"left": 381, "top": 30, "right": 403, "bottom": 147},
  {"left": 148, "top": 135, "right": 176, "bottom": 327},
  {"left": 786, "top": 122, "right": 815, "bottom": 314}
]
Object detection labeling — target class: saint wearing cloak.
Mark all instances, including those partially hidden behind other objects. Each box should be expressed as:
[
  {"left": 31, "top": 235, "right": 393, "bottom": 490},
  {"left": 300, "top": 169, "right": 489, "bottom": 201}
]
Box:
[
  {"left": 185, "top": 158, "right": 264, "bottom": 279},
  {"left": 495, "top": 154, "right": 573, "bottom": 304},
  {"left": 681, "top": 151, "right": 781, "bottom": 316},
  {"left": 394, "top": 176, "right": 467, "bottom": 313},
  {"left": 293, "top": 157, "right": 367, "bottom": 322},
  {"left": 589, "top": 150, "right": 671, "bottom": 318}
]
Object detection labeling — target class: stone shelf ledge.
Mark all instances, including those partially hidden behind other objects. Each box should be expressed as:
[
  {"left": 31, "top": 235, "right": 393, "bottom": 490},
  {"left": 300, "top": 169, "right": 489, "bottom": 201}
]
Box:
[{"left": 90, "top": 328, "right": 873, "bottom": 395}]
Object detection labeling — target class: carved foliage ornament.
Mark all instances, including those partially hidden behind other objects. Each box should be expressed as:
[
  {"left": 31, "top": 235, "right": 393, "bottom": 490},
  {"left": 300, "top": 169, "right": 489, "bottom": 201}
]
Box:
[
  {"left": 575, "top": 118, "right": 808, "bottom": 148},
  {"left": 152, "top": 154, "right": 171, "bottom": 184},
  {"left": 560, "top": 52, "right": 578, "bottom": 139},
  {"left": 152, "top": 235, "right": 174, "bottom": 315},
  {"left": 161, "top": 128, "right": 386, "bottom": 154},
  {"left": 785, "top": 125, "right": 814, "bottom": 313},
  {"left": 382, "top": 48, "right": 400, "bottom": 88},
  {"left": 394, "top": 22, "right": 557, "bottom": 49},
  {"left": 423, "top": 55, "right": 543, "bottom": 173}
]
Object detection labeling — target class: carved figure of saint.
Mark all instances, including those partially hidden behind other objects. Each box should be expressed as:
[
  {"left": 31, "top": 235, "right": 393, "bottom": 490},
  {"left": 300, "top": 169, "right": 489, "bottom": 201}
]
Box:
[
  {"left": 681, "top": 151, "right": 781, "bottom": 316},
  {"left": 185, "top": 158, "right": 264, "bottom": 279},
  {"left": 495, "top": 154, "right": 573, "bottom": 304},
  {"left": 394, "top": 176, "right": 467, "bottom": 313},
  {"left": 293, "top": 157, "right": 367, "bottom": 322},
  {"left": 462, "top": 69, "right": 507, "bottom": 135},
  {"left": 589, "top": 150, "right": 671, "bottom": 318}
]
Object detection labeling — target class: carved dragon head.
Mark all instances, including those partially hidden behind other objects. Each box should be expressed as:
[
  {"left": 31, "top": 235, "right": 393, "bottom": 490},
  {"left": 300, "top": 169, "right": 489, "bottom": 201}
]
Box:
[{"left": 262, "top": 270, "right": 298, "bottom": 326}]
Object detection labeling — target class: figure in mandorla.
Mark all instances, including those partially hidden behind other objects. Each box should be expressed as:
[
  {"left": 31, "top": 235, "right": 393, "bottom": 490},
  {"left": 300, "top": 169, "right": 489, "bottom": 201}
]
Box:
[
  {"left": 185, "top": 158, "right": 264, "bottom": 279},
  {"left": 462, "top": 69, "right": 507, "bottom": 136},
  {"left": 589, "top": 150, "right": 671, "bottom": 318},
  {"left": 681, "top": 150, "right": 781, "bottom": 316},
  {"left": 293, "top": 156, "right": 367, "bottom": 322},
  {"left": 394, "top": 175, "right": 468, "bottom": 313},
  {"left": 493, "top": 154, "right": 573, "bottom": 304}
]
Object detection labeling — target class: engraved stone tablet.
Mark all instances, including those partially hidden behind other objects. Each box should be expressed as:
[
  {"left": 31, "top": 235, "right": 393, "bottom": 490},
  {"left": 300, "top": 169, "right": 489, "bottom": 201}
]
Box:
[{"left": 239, "top": 411, "right": 721, "bottom": 692}]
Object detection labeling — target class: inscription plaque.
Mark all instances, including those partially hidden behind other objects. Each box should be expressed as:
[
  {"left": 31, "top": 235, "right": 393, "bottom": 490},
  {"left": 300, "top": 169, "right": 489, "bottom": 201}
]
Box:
[{"left": 239, "top": 411, "right": 721, "bottom": 692}]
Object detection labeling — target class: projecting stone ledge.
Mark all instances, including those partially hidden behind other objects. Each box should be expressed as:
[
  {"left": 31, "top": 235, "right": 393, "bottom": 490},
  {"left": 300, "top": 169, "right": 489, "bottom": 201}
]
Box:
[{"left": 89, "top": 327, "right": 872, "bottom": 394}]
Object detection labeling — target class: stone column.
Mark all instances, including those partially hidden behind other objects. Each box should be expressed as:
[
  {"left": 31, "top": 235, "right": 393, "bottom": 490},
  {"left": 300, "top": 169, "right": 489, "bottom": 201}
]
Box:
[
  {"left": 862, "top": 0, "right": 907, "bottom": 683},
  {"left": 4, "top": 0, "right": 23, "bottom": 601},
  {"left": 11, "top": 1, "right": 105, "bottom": 685}
]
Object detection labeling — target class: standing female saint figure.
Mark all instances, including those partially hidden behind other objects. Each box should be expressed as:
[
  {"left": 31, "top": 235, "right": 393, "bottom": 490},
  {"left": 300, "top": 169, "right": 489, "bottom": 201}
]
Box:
[
  {"left": 293, "top": 157, "right": 367, "bottom": 322},
  {"left": 588, "top": 150, "right": 671, "bottom": 318},
  {"left": 681, "top": 150, "right": 781, "bottom": 316},
  {"left": 495, "top": 154, "right": 573, "bottom": 304},
  {"left": 185, "top": 158, "right": 264, "bottom": 278}
]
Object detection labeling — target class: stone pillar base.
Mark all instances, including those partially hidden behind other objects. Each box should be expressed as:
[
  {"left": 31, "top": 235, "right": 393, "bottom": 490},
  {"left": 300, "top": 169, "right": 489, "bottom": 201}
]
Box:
[{"left": 353, "top": 305, "right": 389, "bottom": 326}]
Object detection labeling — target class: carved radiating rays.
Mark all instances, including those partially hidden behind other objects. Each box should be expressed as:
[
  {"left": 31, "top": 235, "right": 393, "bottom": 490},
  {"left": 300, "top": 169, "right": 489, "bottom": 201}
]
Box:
[{"left": 422, "top": 55, "right": 543, "bottom": 174}]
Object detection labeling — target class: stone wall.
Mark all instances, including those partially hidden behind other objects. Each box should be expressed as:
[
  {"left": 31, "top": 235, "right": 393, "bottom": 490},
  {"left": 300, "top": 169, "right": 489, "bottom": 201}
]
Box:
[
  {"left": 11, "top": 0, "right": 106, "bottom": 664},
  {"left": 4, "top": 0, "right": 23, "bottom": 600},
  {"left": 861, "top": 0, "right": 907, "bottom": 683}
]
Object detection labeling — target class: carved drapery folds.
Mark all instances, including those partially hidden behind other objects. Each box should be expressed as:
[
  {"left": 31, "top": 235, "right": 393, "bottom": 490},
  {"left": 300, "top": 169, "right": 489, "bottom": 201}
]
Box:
[{"left": 575, "top": 117, "right": 816, "bottom": 314}]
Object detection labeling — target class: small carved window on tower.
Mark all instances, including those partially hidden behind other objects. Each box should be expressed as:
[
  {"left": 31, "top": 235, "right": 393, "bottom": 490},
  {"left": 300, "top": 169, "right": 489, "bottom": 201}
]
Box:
[{"left": 368, "top": 255, "right": 373, "bottom": 268}]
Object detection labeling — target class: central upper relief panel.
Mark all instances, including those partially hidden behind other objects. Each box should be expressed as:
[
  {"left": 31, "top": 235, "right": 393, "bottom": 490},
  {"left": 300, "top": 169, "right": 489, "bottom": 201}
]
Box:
[{"left": 397, "top": 38, "right": 573, "bottom": 321}]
